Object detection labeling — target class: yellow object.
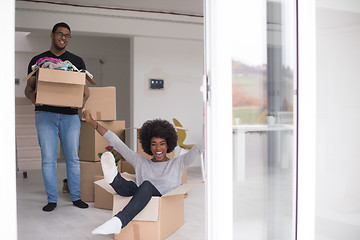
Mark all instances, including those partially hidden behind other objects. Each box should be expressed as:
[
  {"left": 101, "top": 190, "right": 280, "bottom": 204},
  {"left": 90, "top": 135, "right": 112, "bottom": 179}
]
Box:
[
  {"left": 173, "top": 118, "right": 195, "bottom": 149},
  {"left": 173, "top": 118, "right": 206, "bottom": 182}
]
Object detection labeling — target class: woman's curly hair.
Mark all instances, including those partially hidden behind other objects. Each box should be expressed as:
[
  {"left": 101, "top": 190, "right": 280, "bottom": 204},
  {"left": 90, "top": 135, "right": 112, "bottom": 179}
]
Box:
[{"left": 139, "top": 119, "right": 178, "bottom": 156}]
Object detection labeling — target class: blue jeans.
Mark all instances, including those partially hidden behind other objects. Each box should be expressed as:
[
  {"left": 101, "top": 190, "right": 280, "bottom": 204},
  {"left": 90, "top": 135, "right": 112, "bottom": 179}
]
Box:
[
  {"left": 111, "top": 173, "right": 162, "bottom": 227},
  {"left": 35, "top": 111, "right": 81, "bottom": 203}
]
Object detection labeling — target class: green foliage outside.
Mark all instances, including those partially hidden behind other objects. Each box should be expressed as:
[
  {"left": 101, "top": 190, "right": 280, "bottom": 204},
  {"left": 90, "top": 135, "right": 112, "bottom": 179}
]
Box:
[{"left": 233, "top": 106, "right": 264, "bottom": 124}]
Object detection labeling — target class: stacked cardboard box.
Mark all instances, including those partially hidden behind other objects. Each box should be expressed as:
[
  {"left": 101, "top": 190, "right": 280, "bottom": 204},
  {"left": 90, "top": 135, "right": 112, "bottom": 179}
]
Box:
[
  {"left": 81, "top": 86, "right": 116, "bottom": 121},
  {"left": 79, "top": 87, "right": 126, "bottom": 202},
  {"left": 80, "top": 161, "right": 103, "bottom": 201},
  {"left": 79, "top": 120, "right": 125, "bottom": 162}
]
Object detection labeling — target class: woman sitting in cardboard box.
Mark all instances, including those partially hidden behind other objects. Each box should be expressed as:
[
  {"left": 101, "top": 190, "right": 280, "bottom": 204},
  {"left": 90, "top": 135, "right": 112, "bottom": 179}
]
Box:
[{"left": 82, "top": 109, "right": 203, "bottom": 235}]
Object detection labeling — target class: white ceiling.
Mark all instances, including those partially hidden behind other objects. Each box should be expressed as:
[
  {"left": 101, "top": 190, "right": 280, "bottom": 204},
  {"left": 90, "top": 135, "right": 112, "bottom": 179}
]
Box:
[{"left": 17, "top": 0, "right": 203, "bottom": 17}]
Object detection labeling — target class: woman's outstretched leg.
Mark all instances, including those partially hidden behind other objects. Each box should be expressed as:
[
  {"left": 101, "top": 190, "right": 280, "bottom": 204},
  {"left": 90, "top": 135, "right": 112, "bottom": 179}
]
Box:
[
  {"left": 93, "top": 152, "right": 124, "bottom": 235},
  {"left": 101, "top": 151, "right": 138, "bottom": 196},
  {"left": 92, "top": 217, "right": 122, "bottom": 234},
  {"left": 93, "top": 151, "right": 138, "bottom": 235},
  {"left": 100, "top": 151, "right": 117, "bottom": 183},
  {"left": 92, "top": 181, "right": 161, "bottom": 235}
]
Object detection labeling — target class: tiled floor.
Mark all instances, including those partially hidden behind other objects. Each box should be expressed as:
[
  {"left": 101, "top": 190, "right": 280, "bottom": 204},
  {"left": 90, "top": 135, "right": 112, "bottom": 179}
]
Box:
[{"left": 16, "top": 163, "right": 205, "bottom": 240}]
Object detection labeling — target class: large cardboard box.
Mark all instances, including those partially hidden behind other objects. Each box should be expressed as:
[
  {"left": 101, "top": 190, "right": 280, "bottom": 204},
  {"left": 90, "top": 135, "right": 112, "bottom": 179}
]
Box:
[
  {"left": 93, "top": 164, "right": 123, "bottom": 210},
  {"left": 114, "top": 195, "right": 184, "bottom": 240},
  {"left": 36, "top": 68, "right": 86, "bottom": 108},
  {"left": 95, "top": 173, "right": 199, "bottom": 240},
  {"left": 79, "top": 120, "right": 125, "bottom": 162},
  {"left": 81, "top": 87, "right": 116, "bottom": 121},
  {"left": 80, "top": 161, "right": 103, "bottom": 202}
]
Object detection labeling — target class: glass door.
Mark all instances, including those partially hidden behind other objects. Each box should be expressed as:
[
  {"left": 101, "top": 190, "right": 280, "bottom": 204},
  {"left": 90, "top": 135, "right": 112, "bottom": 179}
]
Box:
[
  {"left": 204, "top": 0, "right": 297, "bottom": 239},
  {"left": 230, "top": 0, "right": 297, "bottom": 239}
]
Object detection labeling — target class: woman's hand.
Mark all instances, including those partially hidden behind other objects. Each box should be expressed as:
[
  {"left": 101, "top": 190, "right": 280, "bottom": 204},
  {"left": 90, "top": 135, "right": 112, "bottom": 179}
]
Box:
[
  {"left": 82, "top": 109, "right": 108, "bottom": 136},
  {"left": 82, "top": 109, "right": 93, "bottom": 122}
]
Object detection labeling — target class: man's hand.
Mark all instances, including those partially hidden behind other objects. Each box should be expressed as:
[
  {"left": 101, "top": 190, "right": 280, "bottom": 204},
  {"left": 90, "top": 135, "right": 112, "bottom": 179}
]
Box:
[
  {"left": 30, "top": 90, "right": 37, "bottom": 105},
  {"left": 82, "top": 82, "right": 90, "bottom": 108},
  {"left": 30, "top": 90, "right": 43, "bottom": 106},
  {"left": 24, "top": 76, "right": 37, "bottom": 105}
]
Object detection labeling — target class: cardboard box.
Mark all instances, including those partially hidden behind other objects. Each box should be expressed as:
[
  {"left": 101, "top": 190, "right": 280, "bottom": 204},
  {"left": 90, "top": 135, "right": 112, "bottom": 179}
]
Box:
[
  {"left": 80, "top": 161, "right": 103, "bottom": 202},
  {"left": 79, "top": 120, "right": 125, "bottom": 162},
  {"left": 93, "top": 163, "right": 124, "bottom": 210},
  {"left": 114, "top": 195, "right": 184, "bottom": 240},
  {"left": 93, "top": 164, "right": 123, "bottom": 210},
  {"left": 36, "top": 68, "right": 86, "bottom": 108},
  {"left": 119, "top": 160, "right": 135, "bottom": 174},
  {"left": 95, "top": 173, "right": 200, "bottom": 240},
  {"left": 94, "top": 175, "right": 114, "bottom": 210},
  {"left": 81, "top": 87, "right": 117, "bottom": 121}
]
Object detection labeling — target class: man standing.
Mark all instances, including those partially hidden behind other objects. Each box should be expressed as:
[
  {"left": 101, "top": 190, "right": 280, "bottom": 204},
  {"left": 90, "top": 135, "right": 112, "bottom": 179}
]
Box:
[{"left": 25, "top": 22, "right": 90, "bottom": 212}]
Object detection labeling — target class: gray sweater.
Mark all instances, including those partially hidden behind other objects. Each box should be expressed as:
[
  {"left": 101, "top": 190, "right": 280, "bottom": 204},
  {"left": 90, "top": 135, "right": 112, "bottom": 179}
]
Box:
[{"left": 103, "top": 130, "right": 203, "bottom": 195}]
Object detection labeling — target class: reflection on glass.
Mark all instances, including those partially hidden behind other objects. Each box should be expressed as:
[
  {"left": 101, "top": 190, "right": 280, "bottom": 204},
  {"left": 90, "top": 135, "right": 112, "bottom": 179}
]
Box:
[
  {"left": 232, "top": 60, "right": 266, "bottom": 124},
  {"left": 231, "top": 0, "right": 296, "bottom": 240}
]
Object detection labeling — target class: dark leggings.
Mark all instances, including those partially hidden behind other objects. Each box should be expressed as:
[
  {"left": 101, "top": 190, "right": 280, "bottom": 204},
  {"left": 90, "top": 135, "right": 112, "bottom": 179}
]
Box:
[{"left": 110, "top": 172, "right": 162, "bottom": 228}]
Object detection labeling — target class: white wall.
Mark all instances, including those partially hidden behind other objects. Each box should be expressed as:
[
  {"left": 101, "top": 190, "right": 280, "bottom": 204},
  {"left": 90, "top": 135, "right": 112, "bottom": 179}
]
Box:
[
  {"left": 2, "top": 0, "right": 17, "bottom": 238},
  {"left": 316, "top": 7, "right": 360, "bottom": 239}
]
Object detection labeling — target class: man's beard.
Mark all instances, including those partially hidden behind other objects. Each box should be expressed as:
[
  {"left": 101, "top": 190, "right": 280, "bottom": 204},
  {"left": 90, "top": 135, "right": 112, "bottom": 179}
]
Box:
[
  {"left": 54, "top": 44, "right": 65, "bottom": 51},
  {"left": 52, "top": 38, "right": 66, "bottom": 51}
]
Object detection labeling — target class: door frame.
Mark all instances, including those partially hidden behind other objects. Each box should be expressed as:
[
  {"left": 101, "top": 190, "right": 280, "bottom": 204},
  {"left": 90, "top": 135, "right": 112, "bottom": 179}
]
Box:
[{"left": 204, "top": 0, "right": 233, "bottom": 239}]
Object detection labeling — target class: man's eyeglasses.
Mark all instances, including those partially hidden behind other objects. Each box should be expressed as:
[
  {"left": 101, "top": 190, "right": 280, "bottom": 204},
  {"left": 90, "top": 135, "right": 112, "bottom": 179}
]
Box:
[{"left": 55, "top": 32, "right": 71, "bottom": 39}]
